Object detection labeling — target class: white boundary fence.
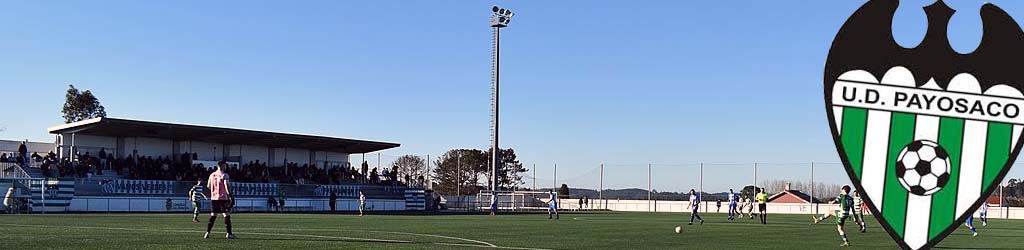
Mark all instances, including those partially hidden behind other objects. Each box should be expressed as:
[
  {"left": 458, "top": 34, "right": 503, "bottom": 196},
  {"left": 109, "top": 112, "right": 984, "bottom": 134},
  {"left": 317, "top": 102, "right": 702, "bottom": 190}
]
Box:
[
  {"left": 577, "top": 199, "right": 1024, "bottom": 219},
  {"left": 64, "top": 197, "right": 406, "bottom": 213}
]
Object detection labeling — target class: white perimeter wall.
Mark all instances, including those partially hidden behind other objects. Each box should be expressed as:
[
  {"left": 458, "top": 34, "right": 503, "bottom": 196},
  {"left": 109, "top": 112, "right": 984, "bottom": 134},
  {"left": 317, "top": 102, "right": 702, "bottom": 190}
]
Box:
[
  {"left": 274, "top": 148, "right": 311, "bottom": 166},
  {"left": 0, "top": 140, "right": 55, "bottom": 154},
  {"left": 577, "top": 199, "right": 1024, "bottom": 219},
  {"left": 236, "top": 145, "right": 269, "bottom": 164},
  {"left": 179, "top": 141, "right": 221, "bottom": 161},
  {"left": 124, "top": 137, "right": 173, "bottom": 157},
  {"left": 64, "top": 134, "right": 117, "bottom": 155},
  {"left": 67, "top": 196, "right": 406, "bottom": 212},
  {"left": 312, "top": 151, "right": 349, "bottom": 165},
  {"left": 58, "top": 135, "right": 352, "bottom": 168}
]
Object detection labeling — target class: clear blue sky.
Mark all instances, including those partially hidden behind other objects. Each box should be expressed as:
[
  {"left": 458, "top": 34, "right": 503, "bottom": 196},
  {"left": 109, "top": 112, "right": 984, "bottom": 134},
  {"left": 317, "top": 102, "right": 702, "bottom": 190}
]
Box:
[{"left": 2, "top": 0, "right": 1023, "bottom": 193}]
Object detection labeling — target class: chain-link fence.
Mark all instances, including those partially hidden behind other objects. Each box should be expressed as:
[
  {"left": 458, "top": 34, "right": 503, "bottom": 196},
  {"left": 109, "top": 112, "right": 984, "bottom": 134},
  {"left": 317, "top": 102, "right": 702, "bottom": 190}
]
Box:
[
  {"left": 520, "top": 162, "right": 859, "bottom": 213},
  {"left": 513, "top": 161, "right": 1024, "bottom": 219}
]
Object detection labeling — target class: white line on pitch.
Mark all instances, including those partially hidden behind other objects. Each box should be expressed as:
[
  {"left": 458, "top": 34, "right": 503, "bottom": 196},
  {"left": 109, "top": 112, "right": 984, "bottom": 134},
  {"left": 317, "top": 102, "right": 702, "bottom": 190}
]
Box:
[{"left": 0, "top": 224, "right": 554, "bottom": 250}]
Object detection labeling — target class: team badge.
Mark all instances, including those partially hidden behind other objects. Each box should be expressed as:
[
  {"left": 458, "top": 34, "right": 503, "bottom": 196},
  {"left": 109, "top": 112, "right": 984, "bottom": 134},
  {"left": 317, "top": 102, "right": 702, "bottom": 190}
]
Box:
[{"left": 824, "top": 1, "right": 1024, "bottom": 249}]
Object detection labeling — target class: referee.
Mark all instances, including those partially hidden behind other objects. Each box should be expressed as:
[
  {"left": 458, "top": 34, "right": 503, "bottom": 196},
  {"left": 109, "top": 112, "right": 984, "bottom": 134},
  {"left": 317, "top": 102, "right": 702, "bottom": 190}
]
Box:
[{"left": 755, "top": 187, "right": 768, "bottom": 224}]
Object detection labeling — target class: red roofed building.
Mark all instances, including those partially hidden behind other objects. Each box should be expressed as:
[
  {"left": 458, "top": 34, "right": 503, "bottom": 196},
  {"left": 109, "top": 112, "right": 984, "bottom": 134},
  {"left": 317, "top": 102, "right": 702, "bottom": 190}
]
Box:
[
  {"left": 767, "top": 184, "right": 822, "bottom": 204},
  {"left": 986, "top": 196, "right": 1003, "bottom": 206}
]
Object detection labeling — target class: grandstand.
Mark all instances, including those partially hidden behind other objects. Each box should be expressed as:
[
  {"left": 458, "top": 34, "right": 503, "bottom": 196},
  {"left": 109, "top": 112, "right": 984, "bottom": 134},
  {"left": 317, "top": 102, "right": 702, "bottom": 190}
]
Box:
[{"left": 0, "top": 117, "right": 439, "bottom": 213}]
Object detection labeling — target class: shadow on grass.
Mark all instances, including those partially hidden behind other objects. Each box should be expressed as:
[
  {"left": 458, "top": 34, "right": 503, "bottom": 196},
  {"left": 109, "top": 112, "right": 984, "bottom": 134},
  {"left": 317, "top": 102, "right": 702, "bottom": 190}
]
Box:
[
  {"left": 935, "top": 247, "right": 1022, "bottom": 250},
  {"left": 242, "top": 237, "right": 417, "bottom": 245}
]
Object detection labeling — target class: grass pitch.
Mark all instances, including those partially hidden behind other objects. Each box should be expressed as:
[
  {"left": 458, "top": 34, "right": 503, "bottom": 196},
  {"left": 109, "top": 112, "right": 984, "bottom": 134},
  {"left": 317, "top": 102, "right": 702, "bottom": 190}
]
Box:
[{"left": 0, "top": 212, "right": 1019, "bottom": 249}]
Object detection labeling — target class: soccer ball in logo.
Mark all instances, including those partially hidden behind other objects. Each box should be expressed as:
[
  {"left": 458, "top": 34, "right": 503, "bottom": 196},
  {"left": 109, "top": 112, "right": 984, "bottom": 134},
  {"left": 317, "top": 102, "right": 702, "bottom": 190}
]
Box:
[{"left": 896, "top": 140, "right": 951, "bottom": 196}]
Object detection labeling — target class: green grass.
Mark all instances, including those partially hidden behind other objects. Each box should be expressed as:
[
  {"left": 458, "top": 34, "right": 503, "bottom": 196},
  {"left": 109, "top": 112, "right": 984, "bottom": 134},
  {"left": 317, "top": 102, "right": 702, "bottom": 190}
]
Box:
[{"left": 0, "top": 212, "right": 1020, "bottom": 249}]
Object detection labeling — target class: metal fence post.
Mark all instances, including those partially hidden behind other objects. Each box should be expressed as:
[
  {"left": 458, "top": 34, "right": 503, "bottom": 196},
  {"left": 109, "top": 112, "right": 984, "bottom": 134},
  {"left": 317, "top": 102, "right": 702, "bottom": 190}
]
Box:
[
  {"left": 811, "top": 162, "right": 815, "bottom": 215},
  {"left": 648, "top": 163, "right": 652, "bottom": 212},
  {"left": 599, "top": 163, "right": 604, "bottom": 210}
]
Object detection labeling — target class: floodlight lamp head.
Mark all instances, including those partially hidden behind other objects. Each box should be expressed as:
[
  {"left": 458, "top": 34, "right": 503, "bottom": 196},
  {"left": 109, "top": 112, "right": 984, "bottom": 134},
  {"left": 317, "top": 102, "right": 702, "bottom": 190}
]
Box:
[{"left": 489, "top": 6, "right": 513, "bottom": 28}]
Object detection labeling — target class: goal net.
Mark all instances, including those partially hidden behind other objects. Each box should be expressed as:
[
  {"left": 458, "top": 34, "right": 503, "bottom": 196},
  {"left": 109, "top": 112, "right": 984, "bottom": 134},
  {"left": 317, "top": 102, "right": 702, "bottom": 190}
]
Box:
[{"left": 476, "top": 190, "right": 552, "bottom": 211}]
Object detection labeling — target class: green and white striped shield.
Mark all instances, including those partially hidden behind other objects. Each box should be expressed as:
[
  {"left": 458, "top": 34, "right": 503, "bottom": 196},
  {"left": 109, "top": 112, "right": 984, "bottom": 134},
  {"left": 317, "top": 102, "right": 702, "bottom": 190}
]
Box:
[
  {"left": 828, "top": 68, "right": 1022, "bottom": 249},
  {"left": 824, "top": 1, "right": 1024, "bottom": 249}
]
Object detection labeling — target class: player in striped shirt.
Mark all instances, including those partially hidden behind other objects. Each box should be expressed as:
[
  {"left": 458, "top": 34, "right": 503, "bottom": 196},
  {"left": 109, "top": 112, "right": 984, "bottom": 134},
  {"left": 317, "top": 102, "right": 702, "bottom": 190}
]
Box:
[
  {"left": 189, "top": 178, "right": 209, "bottom": 223},
  {"left": 964, "top": 210, "right": 979, "bottom": 237},
  {"left": 852, "top": 189, "right": 866, "bottom": 232},
  {"left": 979, "top": 202, "right": 989, "bottom": 226},
  {"left": 727, "top": 189, "right": 738, "bottom": 221},
  {"left": 687, "top": 189, "right": 704, "bottom": 225},
  {"left": 359, "top": 191, "right": 366, "bottom": 217},
  {"left": 546, "top": 190, "right": 559, "bottom": 220},
  {"left": 814, "top": 185, "right": 854, "bottom": 246}
]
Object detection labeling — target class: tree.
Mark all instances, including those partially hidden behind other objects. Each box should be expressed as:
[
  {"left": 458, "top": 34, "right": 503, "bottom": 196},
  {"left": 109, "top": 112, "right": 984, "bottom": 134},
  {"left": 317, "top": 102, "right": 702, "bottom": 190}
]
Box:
[
  {"left": 558, "top": 184, "right": 570, "bottom": 199},
  {"left": 61, "top": 84, "right": 107, "bottom": 123},
  {"left": 761, "top": 179, "right": 841, "bottom": 201},
  {"left": 432, "top": 149, "right": 488, "bottom": 195},
  {"left": 741, "top": 185, "right": 756, "bottom": 198},
  {"left": 484, "top": 148, "right": 529, "bottom": 190},
  {"left": 392, "top": 155, "right": 427, "bottom": 183}
]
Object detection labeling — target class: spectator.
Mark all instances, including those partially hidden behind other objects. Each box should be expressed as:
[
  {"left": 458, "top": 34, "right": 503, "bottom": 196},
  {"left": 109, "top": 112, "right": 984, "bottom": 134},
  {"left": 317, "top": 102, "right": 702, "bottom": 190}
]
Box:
[
  {"left": 268, "top": 196, "right": 277, "bottom": 212},
  {"left": 18, "top": 141, "right": 28, "bottom": 165},
  {"left": 361, "top": 161, "right": 369, "bottom": 182},
  {"left": 278, "top": 191, "right": 286, "bottom": 212},
  {"left": 98, "top": 148, "right": 107, "bottom": 170},
  {"left": 329, "top": 191, "right": 338, "bottom": 212},
  {"left": 1, "top": 153, "right": 7, "bottom": 163}
]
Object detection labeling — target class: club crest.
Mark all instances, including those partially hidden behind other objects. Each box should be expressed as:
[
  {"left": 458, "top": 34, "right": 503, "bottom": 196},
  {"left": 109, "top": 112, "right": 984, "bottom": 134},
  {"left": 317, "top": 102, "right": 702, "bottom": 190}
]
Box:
[{"left": 824, "top": 1, "right": 1024, "bottom": 249}]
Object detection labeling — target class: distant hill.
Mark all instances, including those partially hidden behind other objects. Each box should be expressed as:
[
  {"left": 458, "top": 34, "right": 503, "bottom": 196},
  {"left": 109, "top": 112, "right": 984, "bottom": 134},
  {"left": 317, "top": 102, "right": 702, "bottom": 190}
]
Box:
[{"left": 558, "top": 188, "right": 734, "bottom": 201}]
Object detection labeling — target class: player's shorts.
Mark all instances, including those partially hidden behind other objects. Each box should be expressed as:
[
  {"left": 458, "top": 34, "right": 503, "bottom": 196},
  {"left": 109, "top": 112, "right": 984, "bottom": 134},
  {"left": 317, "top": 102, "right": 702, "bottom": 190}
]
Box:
[
  {"left": 836, "top": 214, "right": 850, "bottom": 226},
  {"left": 853, "top": 211, "right": 864, "bottom": 218},
  {"left": 192, "top": 201, "right": 201, "bottom": 209},
  {"left": 359, "top": 203, "right": 366, "bottom": 210},
  {"left": 548, "top": 203, "right": 557, "bottom": 210},
  {"left": 980, "top": 211, "right": 987, "bottom": 217},
  {"left": 758, "top": 203, "right": 766, "bottom": 212},
  {"left": 211, "top": 200, "right": 232, "bottom": 213},
  {"left": 729, "top": 203, "right": 737, "bottom": 209}
]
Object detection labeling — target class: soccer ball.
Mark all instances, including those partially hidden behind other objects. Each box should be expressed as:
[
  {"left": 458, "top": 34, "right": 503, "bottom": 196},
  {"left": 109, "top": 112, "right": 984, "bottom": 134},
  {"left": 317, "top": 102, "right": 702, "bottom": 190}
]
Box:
[
  {"left": 896, "top": 140, "right": 951, "bottom": 196},
  {"left": 674, "top": 226, "right": 682, "bottom": 234}
]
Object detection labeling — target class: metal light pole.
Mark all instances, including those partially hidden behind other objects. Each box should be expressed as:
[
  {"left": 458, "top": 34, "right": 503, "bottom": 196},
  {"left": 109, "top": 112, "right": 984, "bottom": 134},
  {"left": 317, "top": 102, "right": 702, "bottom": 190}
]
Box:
[
  {"left": 457, "top": 152, "right": 461, "bottom": 196},
  {"left": 426, "top": 154, "right": 430, "bottom": 189},
  {"left": 553, "top": 163, "right": 557, "bottom": 190},
  {"left": 532, "top": 163, "right": 536, "bottom": 191},
  {"left": 599, "top": 163, "right": 603, "bottom": 209},
  {"left": 1000, "top": 180, "right": 1006, "bottom": 219},
  {"left": 811, "top": 162, "right": 815, "bottom": 215},
  {"left": 753, "top": 162, "right": 758, "bottom": 194},
  {"left": 489, "top": 6, "right": 513, "bottom": 194}
]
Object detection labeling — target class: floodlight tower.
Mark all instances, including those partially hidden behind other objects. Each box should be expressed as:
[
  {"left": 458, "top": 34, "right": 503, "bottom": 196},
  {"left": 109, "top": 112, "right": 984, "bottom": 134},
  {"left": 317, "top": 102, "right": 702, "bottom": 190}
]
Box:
[{"left": 489, "top": 6, "right": 513, "bottom": 194}]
